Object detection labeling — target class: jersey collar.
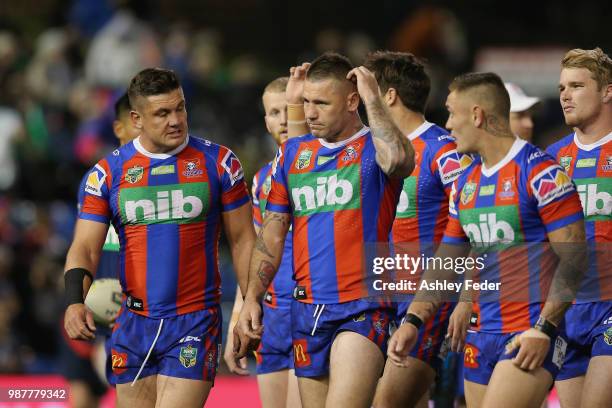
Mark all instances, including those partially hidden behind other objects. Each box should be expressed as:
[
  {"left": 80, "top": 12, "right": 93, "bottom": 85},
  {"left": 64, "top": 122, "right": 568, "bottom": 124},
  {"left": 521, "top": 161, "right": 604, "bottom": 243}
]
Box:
[
  {"left": 573, "top": 131, "right": 612, "bottom": 151},
  {"left": 406, "top": 121, "right": 434, "bottom": 141},
  {"left": 318, "top": 126, "right": 369, "bottom": 149},
  {"left": 481, "top": 137, "right": 527, "bottom": 178},
  {"left": 133, "top": 135, "right": 190, "bottom": 159}
]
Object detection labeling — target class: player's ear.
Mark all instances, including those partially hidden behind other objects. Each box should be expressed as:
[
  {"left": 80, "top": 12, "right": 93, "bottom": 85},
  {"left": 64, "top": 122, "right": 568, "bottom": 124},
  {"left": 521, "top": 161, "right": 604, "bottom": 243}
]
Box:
[
  {"left": 131, "top": 110, "right": 143, "bottom": 130},
  {"left": 603, "top": 83, "right": 612, "bottom": 104},
  {"left": 347, "top": 91, "right": 360, "bottom": 112},
  {"left": 384, "top": 88, "right": 397, "bottom": 107},
  {"left": 473, "top": 105, "right": 484, "bottom": 128}
]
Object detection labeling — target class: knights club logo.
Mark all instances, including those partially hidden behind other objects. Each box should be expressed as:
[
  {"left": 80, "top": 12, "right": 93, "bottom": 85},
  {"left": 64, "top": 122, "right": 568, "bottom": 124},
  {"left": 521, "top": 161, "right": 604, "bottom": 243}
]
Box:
[{"left": 183, "top": 159, "right": 204, "bottom": 177}]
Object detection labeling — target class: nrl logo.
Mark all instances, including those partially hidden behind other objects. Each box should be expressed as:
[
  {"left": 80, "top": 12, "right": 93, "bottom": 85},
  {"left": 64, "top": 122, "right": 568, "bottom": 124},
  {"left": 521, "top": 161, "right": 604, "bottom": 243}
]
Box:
[
  {"left": 559, "top": 156, "right": 572, "bottom": 172},
  {"left": 461, "top": 182, "right": 477, "bottom": 205},
  {"left": 125, "top": 165, "right": 144, "bottom": 184},
  {"left": 295, "top": 148, "right": 312, "bottom": 170},
  {"left": 179, "top": 345, "right": 198, "bottom": 368}
]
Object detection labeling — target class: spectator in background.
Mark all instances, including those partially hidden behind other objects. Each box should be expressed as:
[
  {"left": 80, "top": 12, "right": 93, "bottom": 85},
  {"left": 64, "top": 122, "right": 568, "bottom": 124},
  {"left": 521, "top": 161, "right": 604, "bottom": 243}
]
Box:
[
  {"left": 505, "top": 82, "right": 540, "bottom": 143},
  {"left": 0, "top": 107, "right": 24, "bottom": 192}
]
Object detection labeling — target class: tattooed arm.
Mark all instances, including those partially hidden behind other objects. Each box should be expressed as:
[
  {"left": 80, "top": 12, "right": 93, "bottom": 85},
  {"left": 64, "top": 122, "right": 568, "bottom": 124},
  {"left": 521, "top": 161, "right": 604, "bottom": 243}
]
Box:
[
  {"left": 246, "top": 211, "right": 291, "bottom": 302},
  {"left": 347, "top": 66, "right": 415, "bottom": 178},
  {"left": 542, "top": 219, "right": 587, "bottom": 325},
  {"left": 233, "top": 210, "right": 290, "bottom": 358}
]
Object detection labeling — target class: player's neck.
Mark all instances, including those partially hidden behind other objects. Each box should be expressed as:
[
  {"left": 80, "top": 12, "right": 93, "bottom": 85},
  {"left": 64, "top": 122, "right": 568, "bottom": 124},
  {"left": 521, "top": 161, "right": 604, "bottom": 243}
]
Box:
[
  {"left": 324, "top": 119, "right": 364, "bottom": 144},
  {"left": 479, "top": 133, "right": 517, "bottom": 169},
  {"left": 574, "top": 110, "right": 612, "bottom": 145},
  {"left": 393, "top": 110, "right": 426, "bottom": 137}
]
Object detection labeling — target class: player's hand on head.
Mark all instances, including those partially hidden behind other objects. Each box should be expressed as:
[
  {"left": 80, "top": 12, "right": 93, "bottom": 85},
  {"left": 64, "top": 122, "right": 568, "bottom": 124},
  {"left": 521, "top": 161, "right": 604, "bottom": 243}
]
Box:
[
  {"left": 387, "top": 322, "right": 419, "bottom": 367},
  {"left": 505, "top": 328, "right": 551, "bottom": 371},
  {"left": 64, "top": 303, "right": 96, "bottom": 341},
  {"left": 287, "top": 63, "right": 310, "bottom": 104},
  {"left": 447, "top": 301, "right": 472, "bottom": 352},
  {"left": 346, "top": 66, "right": 380, "bottom": 105}
]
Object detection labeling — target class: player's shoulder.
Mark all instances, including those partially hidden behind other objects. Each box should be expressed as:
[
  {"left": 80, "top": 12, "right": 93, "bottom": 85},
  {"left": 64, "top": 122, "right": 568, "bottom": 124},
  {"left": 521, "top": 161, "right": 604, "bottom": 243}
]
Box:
[
  {"left": 188, "top": 134, "right": 227, "bottom": 157},
  {"left": 419, "top": 123, "right": 455, "bottom": 147},
  {"left": 255, "top": 161, "right": 273, "bottom": 179},
  {"left": 545, "top": 132, "right": 574, "bottom": 155},
  {"left": 518, "top": 140, "right": 559, "bottom": 171}
]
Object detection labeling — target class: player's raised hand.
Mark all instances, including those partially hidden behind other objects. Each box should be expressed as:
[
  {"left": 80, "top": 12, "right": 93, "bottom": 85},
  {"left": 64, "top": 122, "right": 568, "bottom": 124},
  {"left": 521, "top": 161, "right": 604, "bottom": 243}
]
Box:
[
  {"left": 287, "top": 63, "right": 310, "bottom": 104},
  {"left": 233, "top": 299, "right": 263, "bottom": 358},
  {"left": 346, "top": 66, "right": 380, "bottom": 105},
  {"left": 447, "top": 301, "right": 472, "bottom": 352},
  {"left": 505, "top": 328, "right": 551, "bottom": 371},
  {"left": 387, "top": 322, "right": 419, "bottom": 367},
  {"left": 64, "top": 303, "right": 96, "bottom": 340}
]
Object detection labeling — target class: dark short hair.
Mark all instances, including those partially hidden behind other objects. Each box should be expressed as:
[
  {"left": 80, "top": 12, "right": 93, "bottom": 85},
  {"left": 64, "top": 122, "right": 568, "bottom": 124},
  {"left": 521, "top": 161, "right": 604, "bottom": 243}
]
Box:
[
  {"left": 127, "top": 68, "right": 180, "bottom": 107},
  {"left": 114, "top": 93, "right": 131, "bottom": 118},
  {"left": 364, "top": 51, "right": 430, "bottom": 114},
  {"left": 306, "top": 52, "right": 354, "bottom": 84},
  {"left": 449, "top": 72, "right": 510, "bottom": 118}
]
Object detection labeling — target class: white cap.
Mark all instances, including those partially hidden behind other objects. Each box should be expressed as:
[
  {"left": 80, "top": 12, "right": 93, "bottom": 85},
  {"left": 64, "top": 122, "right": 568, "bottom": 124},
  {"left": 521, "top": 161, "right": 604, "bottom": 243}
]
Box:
[{"left": 504, "top": 83, "right": 540, "bottom": 113}]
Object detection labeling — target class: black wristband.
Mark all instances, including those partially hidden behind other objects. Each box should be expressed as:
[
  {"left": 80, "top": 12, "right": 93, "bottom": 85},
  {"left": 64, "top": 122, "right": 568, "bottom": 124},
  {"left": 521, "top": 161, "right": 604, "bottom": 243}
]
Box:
[
  {"left": 534, "top": 315, "right": 557, "bottom": 339},
  {"left": 64, "top": 268, "right": 93, "bottom": 307},
  {"left": 403, "top": 313, "right": 424, "bottom": 329}
]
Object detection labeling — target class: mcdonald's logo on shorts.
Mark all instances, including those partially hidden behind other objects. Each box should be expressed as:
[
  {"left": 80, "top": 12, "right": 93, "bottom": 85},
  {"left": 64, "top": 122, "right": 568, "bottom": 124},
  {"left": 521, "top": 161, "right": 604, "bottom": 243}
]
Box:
[
  {"left": 293, "top": 339, "right": 311, "bottom": 368},
  {"left": 111, "top": 349, "right": 128, "bottom": 374},
  {"left": 464, "top": 343, "right": 479, "bottom": 369}
]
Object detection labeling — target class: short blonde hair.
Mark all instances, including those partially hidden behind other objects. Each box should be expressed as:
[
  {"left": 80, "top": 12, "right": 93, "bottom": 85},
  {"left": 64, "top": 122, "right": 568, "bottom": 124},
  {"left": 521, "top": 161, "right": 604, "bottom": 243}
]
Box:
[{"left": 562, "top": 47, "right": 612, "bottom": 90}]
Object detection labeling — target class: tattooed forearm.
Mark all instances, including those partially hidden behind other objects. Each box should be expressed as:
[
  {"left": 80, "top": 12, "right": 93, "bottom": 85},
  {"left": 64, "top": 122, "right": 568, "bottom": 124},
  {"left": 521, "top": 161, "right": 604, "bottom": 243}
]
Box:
[
  {"left": 255, "top": 231, "right": 273, "bottom": 257},
  {"left": 365, "top": 97, "right": 414, "bottom": 177},
  {"left": 257, "top": 260, "right": 275, "bottom": 289}
]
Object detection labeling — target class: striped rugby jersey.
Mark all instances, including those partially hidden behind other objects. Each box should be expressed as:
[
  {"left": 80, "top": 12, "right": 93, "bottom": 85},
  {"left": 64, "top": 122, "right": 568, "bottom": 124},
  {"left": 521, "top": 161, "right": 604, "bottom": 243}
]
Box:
[
  {"left": 79, "top": 135, "right": 249, "bottom": 318},
  {"left": 392, "top": 121, "right": 472, "bottom": 250},
  {"left": 252, "top": 162, "right": 294, "bottom": 308},
  {"left": 266, "top": 126, "right": 402, "bottom": 304},
  {"left": 443, "top": 138, "right": 584, "bottom": 333},
  {"left": 547, "top": 132, "right": 611, "bottom": 302}
]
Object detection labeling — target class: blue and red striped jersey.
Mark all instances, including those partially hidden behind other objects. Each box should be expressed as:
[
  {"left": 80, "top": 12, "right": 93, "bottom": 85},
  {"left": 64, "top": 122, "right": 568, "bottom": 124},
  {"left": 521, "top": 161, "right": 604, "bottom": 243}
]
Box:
[
  {"left": 547, "top": 132, "right": 611, "bottom": 302},
  {"left": 443, "top": 138, "right": 584, "bottom": 333},
  {"left": 79, "top": 135, "right": 250, "bottom": 318},
  {"left": 266, "top": 126, "right": 402, "bottom": 304}
]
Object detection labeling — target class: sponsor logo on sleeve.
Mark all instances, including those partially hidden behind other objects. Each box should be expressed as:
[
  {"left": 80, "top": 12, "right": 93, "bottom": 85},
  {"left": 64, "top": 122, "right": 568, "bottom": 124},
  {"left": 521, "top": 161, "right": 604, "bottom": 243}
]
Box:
[
  {"left": 221, "top": 151, "right": 244, "bottom": 185},
  {"left": 437, "top": 150, "right": 473, "bottom": 184},
  {"left": 85, "top": 164, "right": 107, "bottom": 196},
  {"left": 530, "top": 165, "right": 575, "bottom": 206}
]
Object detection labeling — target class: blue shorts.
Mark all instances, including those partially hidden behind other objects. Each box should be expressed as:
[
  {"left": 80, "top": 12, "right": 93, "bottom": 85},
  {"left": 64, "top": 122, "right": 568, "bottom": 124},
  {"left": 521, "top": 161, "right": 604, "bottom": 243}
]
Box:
[
  {"left": 110, "top": 306, "right": 221, "bottom": 384},
  {"left": 556, "top": 302, "right": 612, "bottom": 381},
  {"left": 255, "top": 303, "right": 294, "bottom": 375},
  {"left": 395, "top": 301, "right": 454, "bottom": 369},
  {"left": 291, "top": 299, "right": 394, "bottom": 378},
  {"left": 463, "top": 330, "right": 567, "bottom": 385}
]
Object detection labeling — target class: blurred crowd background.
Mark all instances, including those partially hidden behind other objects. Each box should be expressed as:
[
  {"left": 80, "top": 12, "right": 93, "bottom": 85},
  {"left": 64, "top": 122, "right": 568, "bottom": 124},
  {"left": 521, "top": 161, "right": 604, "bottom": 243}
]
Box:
[{"left": 0, "top": 0, "right": 610, "bottom": 375}]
